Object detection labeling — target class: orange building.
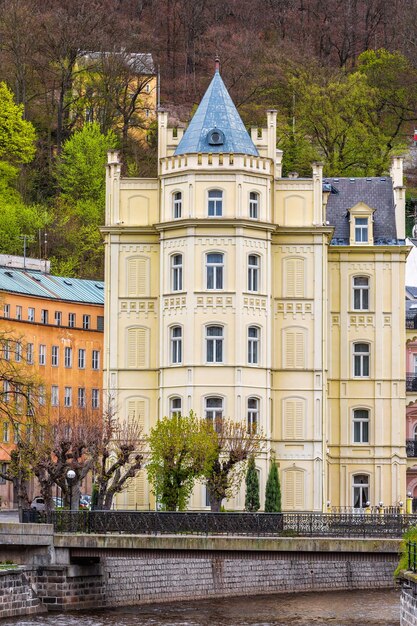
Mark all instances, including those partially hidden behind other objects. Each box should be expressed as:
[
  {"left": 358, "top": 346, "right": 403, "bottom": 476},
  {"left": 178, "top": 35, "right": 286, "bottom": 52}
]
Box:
[{"left": 0, "top": 256, "right": 104, "bottom": 508}]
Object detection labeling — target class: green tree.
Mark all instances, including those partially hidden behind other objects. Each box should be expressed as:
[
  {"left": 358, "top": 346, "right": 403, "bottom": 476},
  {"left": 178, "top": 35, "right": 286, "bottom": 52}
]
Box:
[
  {"left": 0, "top": 81, "right": 36, "bottom": 166},
  {"left": 264, "top": 461, "right": 281, "bottom": 512},
  {"left": 147, "top": 412, "right": 218, "bottom": 511},
  {"left": 245, "top": 456, "right": 260, "bottom": 512}
]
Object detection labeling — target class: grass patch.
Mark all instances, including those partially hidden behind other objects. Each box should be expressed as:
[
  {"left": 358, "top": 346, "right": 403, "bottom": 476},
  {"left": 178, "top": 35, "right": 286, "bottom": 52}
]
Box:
[{"left": 395, "top": 525, "right": 417, "bottom": 578}]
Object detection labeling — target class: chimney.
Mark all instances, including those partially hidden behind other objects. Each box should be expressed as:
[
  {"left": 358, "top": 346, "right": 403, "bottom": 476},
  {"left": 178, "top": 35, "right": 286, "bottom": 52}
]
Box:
[
  {"left": 106, "top": 150, "right": 121, "bottom": 225},
  {"left": 266, "top": 109, "right": 277, "bottom": 164},
  {"left": 158, "top": 109, "right": 169, "bottom": 168},
  {"left": 390, "top": 156, "right": 405, "bottom": 240},
  {"left": 312, "top": 162, "right": 324, "bottom": 225}
]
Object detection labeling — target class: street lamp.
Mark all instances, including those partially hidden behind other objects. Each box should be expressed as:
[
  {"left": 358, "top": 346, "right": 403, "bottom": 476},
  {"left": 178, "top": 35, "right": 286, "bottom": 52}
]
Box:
[{"left": 66, "top": 469, "right": 76, "bottom": 511}]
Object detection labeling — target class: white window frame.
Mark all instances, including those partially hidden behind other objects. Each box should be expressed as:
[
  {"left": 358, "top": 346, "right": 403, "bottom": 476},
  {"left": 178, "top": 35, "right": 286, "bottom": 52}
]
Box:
[
  {"left": 353, "top": 409, "right": 369, "bottom": 444},
  {"left": 55, "top": 311, "right": 62, "bottom": 326},
  {"left": 248, "top": 326, "right": 259, "bottom": 364},
  {"left": 3, "top": 304, "right": 10, "bottom": 319},
  {"left": 28, "top": 307, "right": 35, "bottom": 322},
  {"left": 352, "top": 474, "right": 369, "bottom": 509},
  {"left": 51, "top": 385, "right": 59, "bottom": 407},
  {"left": 16, "top": 305, "right": 22, "bottom": 320},
  {"left": 64, "top": 387, "right": 72, "bottom": 408},
  {"left": 171, "top": 254, "right": 183, "bottom": 291},
  {"left": 173, "top": 191, "right": 182, "bottom": 219},
  {"left": 208, "top": 189, "right": 223, "bottom": 217},
  {"left": 64, "top": 347, "right": 72, "bottom": 368},
  {"left": 170, "top": 396, "right": 182, "bottom": 417},
  {"left": 171, "top": 326, "right": 182, "bottom": 364},
  {"left": 78, "top": 387, "right": 86, "bottom": 408},
  {"left": 82, "top": 314, "right": 91, "bottom": 330},
  {"left": 249, "top": 191, "right": 259, "bottom": 219},
  {"left": 51, "top": 345, "right": 59, "bottom": 367},
  {"left": 205, "top": 396, "right": 223, "bottom": 421},
  {"left": 39, "top": 344, "right": 46, "bottom": 366},
  {"left": 92, "top": 350, "right": 100, "bottom": 370},
  {"left": 353, "top": 276, "right": 369, "bottom": 311},
  {"left": 68, "top": 313, "right": 76, "bottom": 328},
  {"left": 78, "top": 348, "right": 86, "bottom": 369},
  {"left": 353, "top": 342, "right": 370, "bottom": 377},
  {"left": 26, "top": 343, "right": 34, "bottom": 364},
  {"left": 206, "top": 325, "right": 224, "bottom": 363},
  {"left": 247, "top": 397, "right": 259, "bottom": 433},
  {"left": 206, "top": 253, "right": 224, "bottom": 290},
  {"left": 92, "top": 388, "right": 100, "bottom": 409},
  {"left": 41, "top": 309, "right": 48, "bottom": 324},
  {"left": 15, "top": 342, "right": 22, "bottom": 363},
  {"left": 248, "top": 255, "right": 259, "bottom": 292},
  {"left": 355, "top": 217, "right": 368, "bottom": 243}
]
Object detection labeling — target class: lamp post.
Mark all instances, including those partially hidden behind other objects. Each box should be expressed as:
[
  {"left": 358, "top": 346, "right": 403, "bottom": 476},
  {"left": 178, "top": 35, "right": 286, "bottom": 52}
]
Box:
[{"left": 66, "top": 469, "right": 76, "bottom": 511}]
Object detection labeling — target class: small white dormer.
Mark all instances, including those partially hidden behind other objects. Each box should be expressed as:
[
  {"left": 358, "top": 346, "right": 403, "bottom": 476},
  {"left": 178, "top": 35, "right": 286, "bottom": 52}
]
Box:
[{"left": 349, "top": 202, "right": 376, "bottom": 246}]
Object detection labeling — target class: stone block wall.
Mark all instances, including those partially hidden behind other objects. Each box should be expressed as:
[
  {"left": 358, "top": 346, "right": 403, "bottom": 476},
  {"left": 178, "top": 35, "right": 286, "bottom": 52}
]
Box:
[
  {"left": 100, "top": 549, "right": 398, "bottom": 607},
  {"left": 36, "top": 564, "right": 105, "bottom": 611},
  {"left": 0, "top": 568, "right": 46, "bottom": 619},
  {"left": 401, "top": 577, "right": 417, "bottom": 626}
]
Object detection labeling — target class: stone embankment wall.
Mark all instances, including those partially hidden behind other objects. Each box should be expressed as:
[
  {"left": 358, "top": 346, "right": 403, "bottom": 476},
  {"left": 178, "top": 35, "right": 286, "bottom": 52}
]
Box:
[
  {"left": 0, "top": 568, "right": 46, "bottom": 619},
  {"left": 400, "top": 574, "right": 417, "bottom": 626},
  {"left": 100, "top": 549, "right": 397, "bottom": 607}
]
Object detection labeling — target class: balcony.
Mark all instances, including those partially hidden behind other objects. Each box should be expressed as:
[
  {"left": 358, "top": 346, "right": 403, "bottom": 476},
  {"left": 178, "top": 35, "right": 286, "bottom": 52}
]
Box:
[
  {"left": 407, "top": 439, "right": 417, "bottom": 457},
  {"left": 406, "top": 374, "right": 417, "bottom": 392}
]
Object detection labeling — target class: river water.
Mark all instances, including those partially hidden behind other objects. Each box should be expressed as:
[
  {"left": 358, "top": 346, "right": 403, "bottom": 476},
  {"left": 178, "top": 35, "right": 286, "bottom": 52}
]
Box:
[{"left": 2, "top": 589, "right": 400, "bottom": 626}]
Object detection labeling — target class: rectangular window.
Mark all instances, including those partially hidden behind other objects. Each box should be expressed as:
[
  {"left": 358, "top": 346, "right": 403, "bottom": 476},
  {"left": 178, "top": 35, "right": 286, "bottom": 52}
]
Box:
[
  {"left": 15, "top": 341, "right": 22, "bottom": 362},
  {"left": 78, "top": 387, "right": 86, "bottom": 408},
  {"left": 28, "top": 307, "right": 35, "bottom": 322},
  {"left": 92, "top": 388, "right": 100, "bottom": 409},
  {"left": 51, "top": 345, "right": 59, "bottom": 366},
  {"left": 208, "top": 190, "right": 223, "bottom": 216},
  {"left": 172, "top": 254, "right": 183, "bottom": 291},
  {"left": 97, "top": 316, "right": 104, "bottom": 331},
  {"left": 16, "top": 305, "right": 22, "bottom": 320},
  {"left": 64, "top": 387, "right": 72, "bottom": 407},
  {"left": 64, "top": 347, "right": 72, "bottom": 368},
  {"left": 78, "top": 348, "right": 86, "bottom": 369},
  {"left": 353, "top": 409, "right": 369, "bottom": 443},
  {"left": 41, "top": 309, "right": 48, "bottom": 324},
  {"left": 3, "top": 304, "right": 10, "bottom": 318},
  {"left": 173, "top": 192, "right": 182, "bottom": 219},
  {"left": 2, "top": 422, "right": 9, "bottom": 443},
  {"left": 3, "top": 341, "right": 10, "bottom": 361},
  {"left": 39, "top": 344, "right": 46, "bottom": 365},
  {"left": 355, "top": 217, "right": 368, "bottom": 243},
  {"left": 0, "top": 462, "right": 7, "bottom": 484},
  {"left": 38, "top": 385, "right": 46, "bottom": 406},
  {"left": 170, "top": 397, "right": 182, "bottom": 417},
  {"left": 353, "top": 343, "right": 370, "bottom": 377},
  {"left": 51, "top": 385, "right": 59, "bottom": 407},
  {"left": 83, "top": 314, "right": 90, "bottom": 329},
  {"left": 249, "top": 192, "right": 259, "bottom": 219},
  {"left": 206, "top": 253, "right": 224, "bottom": 290},
  {"left": 13, "top": 423, "right": 20, "bottom": 443},
  {"left": 206, "top": 326, "right": 223, "bottom": 363},
  {"left": 171, "top": 327, "right": 182, "bottom": 364},
  {"left": 248, "top": 255, "right": 259, "bottom": 292},
  {"left": 3, "top": 381, "right": 10, "bottom": 403},
  {"left": 55, "top": 311, "right": 62, "bottom": 326},
  {"left": 353, "top": 276, "right": 369, "bottom": 310},
  {"left": 92, "top": 350, "right": 100, "bottom": 370},
  {"left": 248, "top": 327, "right": 259, "bottom": 364},
  {"left": 26, "top": 343, "right": 34, "bottom": 364},
  {"left": 68, "top": 313, "right": 76, "bottom": 327}
]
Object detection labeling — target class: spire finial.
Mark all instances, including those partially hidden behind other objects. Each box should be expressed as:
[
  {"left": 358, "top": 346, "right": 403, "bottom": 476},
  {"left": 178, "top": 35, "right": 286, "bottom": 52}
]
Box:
[{"left": 215, "top": 55, "right": 220, "bottom": 73}]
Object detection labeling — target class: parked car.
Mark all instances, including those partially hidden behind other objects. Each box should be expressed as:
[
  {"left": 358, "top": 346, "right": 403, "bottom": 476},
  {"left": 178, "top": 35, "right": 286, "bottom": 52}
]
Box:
[
  {"left": 31, "top": 496, "right": 46, "bottom": 511},
  {"left": 80, "top": 495, "right": 91, "bottom": 510},
  {"left": 53, "top": 496, "right": 63, "bottom": 508}
]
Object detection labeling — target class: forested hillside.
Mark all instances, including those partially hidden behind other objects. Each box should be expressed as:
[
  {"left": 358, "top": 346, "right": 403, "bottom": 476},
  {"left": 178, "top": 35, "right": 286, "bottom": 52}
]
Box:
[{"left": 1, "top": 0, "right": 417, "bottom": 278}]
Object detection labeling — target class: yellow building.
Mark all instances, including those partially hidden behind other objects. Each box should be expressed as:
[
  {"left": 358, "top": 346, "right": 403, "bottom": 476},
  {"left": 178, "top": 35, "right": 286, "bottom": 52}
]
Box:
[{"left": 102, "top": 67, "right": 407, "bottom": 511}]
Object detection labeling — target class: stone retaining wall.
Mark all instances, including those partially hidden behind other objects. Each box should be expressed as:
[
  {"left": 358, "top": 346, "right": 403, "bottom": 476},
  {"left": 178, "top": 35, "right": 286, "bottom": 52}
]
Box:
[
  {"left": 400, "top": 574, "right": 417, "bottom": 625},
  {"left": 100, "top": 549, "right": 398, "bottom": 607},
  {"left": 0, "top": 568, "right": 46, "bottom": 619},
  {"left": 36, "top": 564, "right": 105, "bottom": 611}
]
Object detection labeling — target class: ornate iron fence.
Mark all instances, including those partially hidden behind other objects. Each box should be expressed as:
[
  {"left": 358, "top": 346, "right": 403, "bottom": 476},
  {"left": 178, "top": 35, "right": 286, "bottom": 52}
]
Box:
[
  {"left": 22, "top": 509, "right": 417, "bottom": 538},
  {"left": 409, "top": 542, "right": 417, "bottom": 573},
  {"left": 406, "top": 374, "right": 417, "bottom": 392}
]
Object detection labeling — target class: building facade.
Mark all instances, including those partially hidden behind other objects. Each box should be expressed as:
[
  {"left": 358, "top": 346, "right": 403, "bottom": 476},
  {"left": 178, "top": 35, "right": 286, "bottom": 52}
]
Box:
[
  {"left": 0, "top": 256, "right": 104, "bottom": 508},
  {"left": 103, "top": 68, "right": 407, "bottom": 511}
]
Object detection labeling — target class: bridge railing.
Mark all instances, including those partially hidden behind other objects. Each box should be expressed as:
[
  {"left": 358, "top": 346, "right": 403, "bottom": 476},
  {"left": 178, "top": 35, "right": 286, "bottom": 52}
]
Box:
[{"left": 22, "top": 509, "right": 417, "bottom": 538}]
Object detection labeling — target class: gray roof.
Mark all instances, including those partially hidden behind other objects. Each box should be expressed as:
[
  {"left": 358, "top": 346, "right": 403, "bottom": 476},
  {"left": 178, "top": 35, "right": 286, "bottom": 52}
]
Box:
[
  {"left": 324, "top": 177, "right": 399, "bottom": 245},
  {"left": 0, "top": 266, "right": 104, "bottom": 305},
  {"left": 174, "top": 70, "right": 258, "bottom": 156},
  {"left": 82, "top": 51, "right": 155, "bottom": 75}
]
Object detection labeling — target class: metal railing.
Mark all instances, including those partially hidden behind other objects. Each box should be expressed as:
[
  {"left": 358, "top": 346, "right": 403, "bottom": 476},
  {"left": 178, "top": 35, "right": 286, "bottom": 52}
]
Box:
[
  {"left": 409, "top": 541, "right": 417, "bottom": 573},
  {"left": 22, "top": 509, "right": 417, "bottom": 538},
  {"left": 407, "top": 440, "right": 417, "bottom": 457}
]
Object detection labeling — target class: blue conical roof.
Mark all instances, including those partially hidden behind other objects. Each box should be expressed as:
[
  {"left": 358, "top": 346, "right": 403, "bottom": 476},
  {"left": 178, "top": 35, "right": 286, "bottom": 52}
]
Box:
[{"left": 174, "top": 70, "right": 259, "bottom": 156}]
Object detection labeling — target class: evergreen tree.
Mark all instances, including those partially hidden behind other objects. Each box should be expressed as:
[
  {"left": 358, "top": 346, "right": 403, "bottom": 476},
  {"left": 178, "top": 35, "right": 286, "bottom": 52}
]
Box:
[
  {"left": 245, "top": 456, "right": 260, "bottom": 512},
  {"left": 264, "top": 462, "right": 281, "bottom": 512}
]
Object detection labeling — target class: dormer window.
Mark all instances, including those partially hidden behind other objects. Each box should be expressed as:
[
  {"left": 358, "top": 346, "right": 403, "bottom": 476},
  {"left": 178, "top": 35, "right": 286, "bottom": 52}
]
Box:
[
  {"left": 355, "top": 218, "right": 368, "bottom": 243},
  {"left": 349, "top": 202, "right": 375, "bottom": 245},
  {"left": 207, "top": 129, "right": 224, "bottom": 146}
]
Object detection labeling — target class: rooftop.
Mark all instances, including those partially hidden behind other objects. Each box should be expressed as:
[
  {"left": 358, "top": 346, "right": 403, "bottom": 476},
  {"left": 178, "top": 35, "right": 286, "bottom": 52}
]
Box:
[
  {"left": 174, "top": 69, "right": 258, "bottom": 157},
  {"left": 0, "top": 264, "right": 104, "bottom": 305}
]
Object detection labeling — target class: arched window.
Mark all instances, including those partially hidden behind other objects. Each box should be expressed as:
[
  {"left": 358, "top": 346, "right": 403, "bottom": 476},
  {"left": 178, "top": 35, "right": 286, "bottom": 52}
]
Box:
[
  {"left": 248, "top": 255, "right": 259, "bottom": 292},
  {"left": 353, "top": 343, "right": 370, "bottom": 377},
  {"left": 353, "top": 276, "right": 369, "bottom": 310},
  {"left": 413, "top": 424, "right": 417, "bottom": 441},
  {"left": 353, "top": 409, "right": 369, "bottom": 443},
  {"left": 352, "top": 474, "right": 369, "bottom": 509},
  {"left": 206, "top": 253, "right": 224, "bottom": 290},
  {"left": 171, "top": 254, "right": 183, "bottom": 291},
  {"left": 205, "top": 397, "right": 223, "bottom": 421},
  {"left": 170, "top": 326, "right": 182, "bottom": 364},
  {"left": 249, "top": 192, "right": 259, "bottom": 219},
  {"left": 206, "top": 325, "right": 223, "bottom": 363},
  {"left": 248, "top": 326, "right": 259, "bottom": 364},
  {"left": 208, "top": 190, "right": 223, "bottom": 216},
  {"left": 173, "top": 192, "right": 182, "bottom": 219},
  {"left": 170, "top": 397, "right": 182, "bottom": 417},
  {"left": 247, "top": 397, "right": 259, "bottom": 433}
]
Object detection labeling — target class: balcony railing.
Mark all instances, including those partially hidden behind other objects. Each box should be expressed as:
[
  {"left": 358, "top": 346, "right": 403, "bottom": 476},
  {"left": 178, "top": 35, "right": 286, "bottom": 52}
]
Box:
[
  {"left": 407, "top": 440, "right": 417, "bottom": 457},
  {"left": 406, "top": 375, "right": 417, "bottom": 392},
  {"left": 406, "top": 318, "right": 417, "bottom": 330}
]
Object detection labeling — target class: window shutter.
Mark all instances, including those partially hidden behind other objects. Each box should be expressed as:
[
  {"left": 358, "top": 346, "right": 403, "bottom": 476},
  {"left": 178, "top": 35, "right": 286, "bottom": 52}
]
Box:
[
  {"left": 294, "top": 471, "right": 304, "bottom": 509},
  {"left": 127, "top": 328, "right": 147, "bottom": 368},
  {"left": 127, "top": 258, "right": 147, "bottom": 296},
  {"left": 285, "top": 258, "right": 304, "bottom": 298},
  {"left": 284, "top": 471, "right": 295, "bottom": 509},
  {"left": 127, "top": 399, "right": 146, "bottom": 429},
  {"left": 126, "top": 474, "right": 146, "bottom": 508},
  {"left": 295, "top": 332, "right": 305, "bottom": 368},
  {"left": 285, "top": 331, "right": 295, "bottom": 368},
  {"left": 284, "top": 399, "right": 304, "bottom": 440},
  {"left": 284, "top": 329, "right": 306, "bottom": 369},
  {"left": 284, "top": 469, "right": 304, "bottom": 510}
]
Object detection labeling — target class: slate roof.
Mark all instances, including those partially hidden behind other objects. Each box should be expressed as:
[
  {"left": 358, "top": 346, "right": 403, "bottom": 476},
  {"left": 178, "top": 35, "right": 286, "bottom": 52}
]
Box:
[
  {"left": 174, "top": 70, "right": 258, "bottom": 156},
  {"left": 406, "top": 286, "right": 417, "bottom": 300},
  {"left": 324, "top": 177, "right": 399, "bottom": 245},
  {"left": 0, "top": 266, "right": 104, "bottom": 305},
  {"left": 82, "top": 52, "right": 155, "bottom": 75}
]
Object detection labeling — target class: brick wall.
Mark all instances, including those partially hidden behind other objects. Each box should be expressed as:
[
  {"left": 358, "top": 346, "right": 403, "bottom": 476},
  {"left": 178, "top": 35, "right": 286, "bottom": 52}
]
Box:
[
  {"left": 36, "top": 564, "right": 104, "bottom": 611},
  {"left": 100, "top": 550, "right": 398, "bottom": 607},
  {"left": 0, "top": 568, "right": 46, "bottom": 619},
  {"left": 400, "top": 578, "right": 417, "bottom": 626}
]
